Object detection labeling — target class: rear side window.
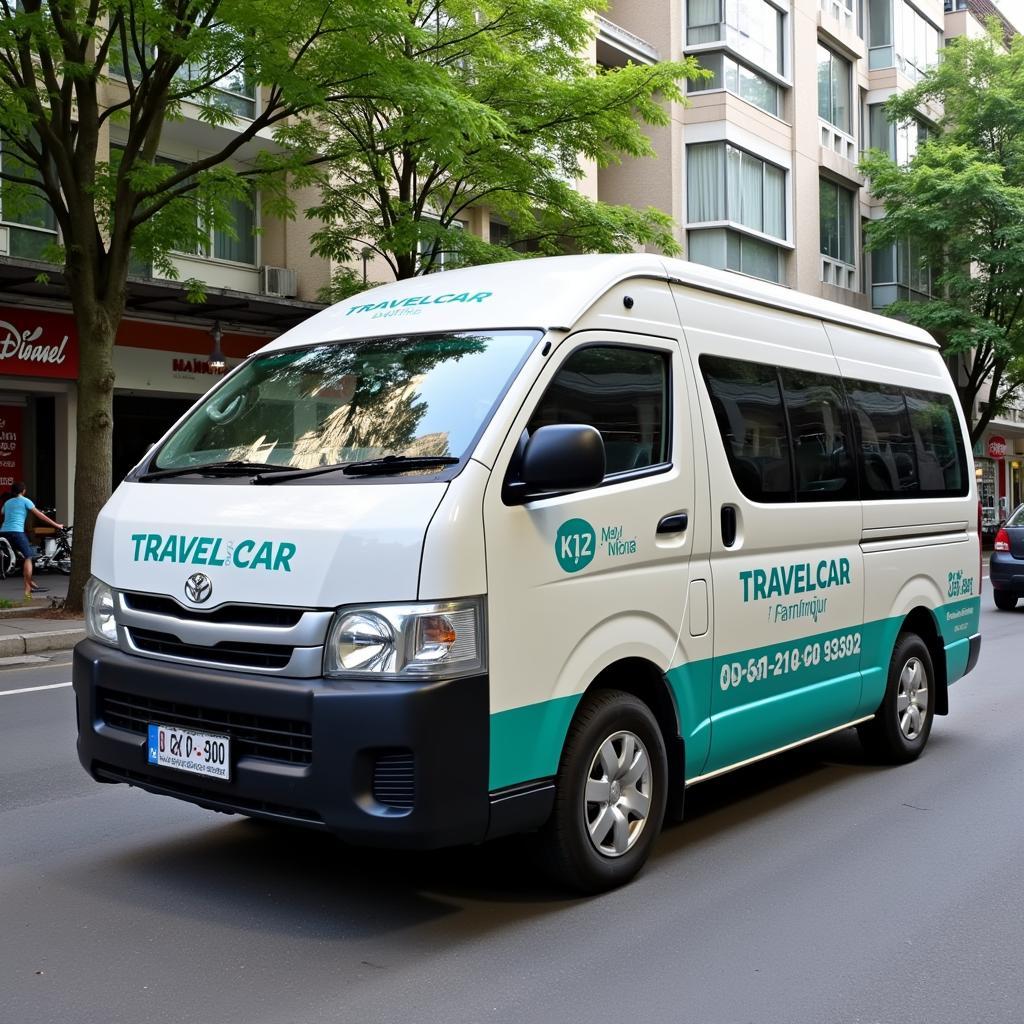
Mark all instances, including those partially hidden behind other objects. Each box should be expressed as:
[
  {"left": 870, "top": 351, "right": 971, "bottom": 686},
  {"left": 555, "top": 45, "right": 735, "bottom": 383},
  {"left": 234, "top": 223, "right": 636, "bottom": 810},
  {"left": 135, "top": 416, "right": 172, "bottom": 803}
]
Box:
[
  {"left": 847, "top": 381, "right": 967, "bottom": 499},
  {"left": 907, "top": 391, "right": 968, "bottom": 497},
  {"left": 781, "top": 368, "right": 857, "bottom": 501},
  {"left": 845, "top": 381, "right": 918, "bottom": 497},
  {"left": 701, "top": 356, "right": 792, "bottom": 502},
  {"left": 528, "top": 345, "right": 669, "bottom": 475},
  {"left": 1007, "top": 505, "right": 1024, "bottom": 527}
]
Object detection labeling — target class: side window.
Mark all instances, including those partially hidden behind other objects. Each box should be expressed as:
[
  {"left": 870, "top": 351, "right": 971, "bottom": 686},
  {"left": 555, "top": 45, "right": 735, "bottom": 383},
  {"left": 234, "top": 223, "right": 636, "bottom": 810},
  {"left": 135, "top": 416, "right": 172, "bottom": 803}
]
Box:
[
  {"left": 701, "top": 356, "right": 792, "bottom": 502},
  {"left": 907, "top": 390, "right": 967, "bottom": 497},
  {"left": 780, "top": 368, "right": 858, "bottom": 501},
  {"left": 528, "top": 346, "right": 669, "bottom": 475},
  {"left": 846, "top": 380, "right": 919, "bottom": 497}
]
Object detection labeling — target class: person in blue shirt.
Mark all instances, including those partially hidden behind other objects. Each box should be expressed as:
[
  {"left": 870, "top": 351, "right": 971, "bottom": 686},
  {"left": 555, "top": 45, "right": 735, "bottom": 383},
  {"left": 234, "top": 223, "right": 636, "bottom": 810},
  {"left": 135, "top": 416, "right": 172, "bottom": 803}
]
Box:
[{"left": 1, "top": 482, "right": 63, "bottom": 600}]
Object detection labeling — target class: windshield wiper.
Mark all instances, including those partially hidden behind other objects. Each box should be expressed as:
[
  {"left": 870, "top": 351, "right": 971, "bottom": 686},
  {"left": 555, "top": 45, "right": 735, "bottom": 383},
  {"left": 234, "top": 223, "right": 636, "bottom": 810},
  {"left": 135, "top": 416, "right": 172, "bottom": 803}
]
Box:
[
  {"left": 138, "top": 461, "right": 292, "bottom": 482},
  {"left": 252, "top": 455, "right": 459, "bottom": 484}
]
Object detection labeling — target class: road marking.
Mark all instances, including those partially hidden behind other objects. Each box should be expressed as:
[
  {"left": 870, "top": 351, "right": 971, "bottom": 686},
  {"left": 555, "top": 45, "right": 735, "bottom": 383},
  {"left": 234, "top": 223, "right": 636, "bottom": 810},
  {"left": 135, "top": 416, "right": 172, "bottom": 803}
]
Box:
[{"left": 0, "top": 681, "right": 72, "bottom": 697}]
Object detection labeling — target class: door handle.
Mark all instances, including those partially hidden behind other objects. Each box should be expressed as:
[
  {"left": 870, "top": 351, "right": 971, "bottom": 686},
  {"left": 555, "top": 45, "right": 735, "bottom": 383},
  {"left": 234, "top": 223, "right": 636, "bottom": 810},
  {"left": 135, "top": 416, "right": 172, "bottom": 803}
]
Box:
[
  {"left": 656, "top": 512, "right": 688, "bottom": 534},
  {"left": 721, "top": 505, "right": 737, "bottom": 547}
]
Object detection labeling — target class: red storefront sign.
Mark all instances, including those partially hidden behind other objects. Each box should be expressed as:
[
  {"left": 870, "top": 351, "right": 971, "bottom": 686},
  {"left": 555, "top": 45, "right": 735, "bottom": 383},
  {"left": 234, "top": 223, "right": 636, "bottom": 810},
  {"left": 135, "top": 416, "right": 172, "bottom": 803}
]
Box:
[
  {"left": 0, "top": 405, "right": 23, "bottom": 490},
  {"left": 988, "top": 435, "right": 1008, "bottom": 459},
  {"left": 0, "top": 309, "right": 79, "bottom": 379}
]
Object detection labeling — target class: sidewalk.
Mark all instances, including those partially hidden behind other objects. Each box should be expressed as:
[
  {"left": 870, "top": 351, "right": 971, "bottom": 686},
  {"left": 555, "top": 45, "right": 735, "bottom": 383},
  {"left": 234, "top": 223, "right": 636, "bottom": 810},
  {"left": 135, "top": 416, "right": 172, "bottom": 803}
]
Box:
[{"left": 0, "top": 571, "right": 84, "bottom": 657}]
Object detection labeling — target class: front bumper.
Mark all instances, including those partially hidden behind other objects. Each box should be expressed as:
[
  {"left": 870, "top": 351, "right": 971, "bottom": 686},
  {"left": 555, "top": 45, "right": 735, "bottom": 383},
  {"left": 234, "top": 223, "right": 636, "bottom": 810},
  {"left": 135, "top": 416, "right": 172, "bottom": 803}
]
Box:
[
  {"left": 990, "top": 552, "right": 1024, "bottom": 593},
  {"left": 73, "top": 639, "right": 495, "bottom": 848}
]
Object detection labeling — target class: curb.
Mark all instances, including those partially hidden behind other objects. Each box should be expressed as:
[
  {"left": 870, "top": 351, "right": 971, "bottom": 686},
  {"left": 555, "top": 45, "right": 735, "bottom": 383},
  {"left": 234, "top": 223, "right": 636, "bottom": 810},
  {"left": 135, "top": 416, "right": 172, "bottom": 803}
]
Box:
[{"left": 0, "top": 628, "right": 85, "bottom": 657}]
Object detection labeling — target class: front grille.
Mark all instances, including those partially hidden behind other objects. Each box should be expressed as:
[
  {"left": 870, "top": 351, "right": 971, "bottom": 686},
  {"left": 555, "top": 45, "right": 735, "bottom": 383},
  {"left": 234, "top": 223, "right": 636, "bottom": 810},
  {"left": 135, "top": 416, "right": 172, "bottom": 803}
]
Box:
[
  {"left": 123, "top": 593, "right": 304, "bottom": 627},
  {"left": 98, "top": 688, "right": 313, "bottom": 765},
  {"left": 94, "top": 763, "right": 323, "bottom": 825},
  {"left": 372, "top": 750, "right": 415, "bottom": 810},
  {"left": 127, "top": 627, "right": 294, "bottom": 670}
]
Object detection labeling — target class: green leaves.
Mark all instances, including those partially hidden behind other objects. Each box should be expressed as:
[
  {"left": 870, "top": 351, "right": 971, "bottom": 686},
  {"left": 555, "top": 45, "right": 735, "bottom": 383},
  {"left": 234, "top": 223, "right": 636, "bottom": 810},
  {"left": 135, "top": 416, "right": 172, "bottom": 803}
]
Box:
[
  {"left": 860, "top": 30, "right": 1024, "bottom": 441},
  {"left": 307, "top": 1, "right": 700, "bottom": 279}
]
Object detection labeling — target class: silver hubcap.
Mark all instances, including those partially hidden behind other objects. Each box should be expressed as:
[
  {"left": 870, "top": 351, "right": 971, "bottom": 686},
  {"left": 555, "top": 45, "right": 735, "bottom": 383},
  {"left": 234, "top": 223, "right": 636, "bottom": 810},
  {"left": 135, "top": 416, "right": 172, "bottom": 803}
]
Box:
[
  {"left": 897, "top": 656, "right": 929, "bottom": 740},
  {"left": 583, "top": 730, "right": 652, "bottom": 858}
]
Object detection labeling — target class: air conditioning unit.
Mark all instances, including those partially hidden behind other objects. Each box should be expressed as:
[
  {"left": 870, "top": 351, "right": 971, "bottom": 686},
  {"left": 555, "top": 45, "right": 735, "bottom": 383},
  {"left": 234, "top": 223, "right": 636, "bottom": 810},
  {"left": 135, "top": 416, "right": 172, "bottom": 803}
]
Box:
[{"left": 260, "top": 265, "right": 298, "bottom": 298}]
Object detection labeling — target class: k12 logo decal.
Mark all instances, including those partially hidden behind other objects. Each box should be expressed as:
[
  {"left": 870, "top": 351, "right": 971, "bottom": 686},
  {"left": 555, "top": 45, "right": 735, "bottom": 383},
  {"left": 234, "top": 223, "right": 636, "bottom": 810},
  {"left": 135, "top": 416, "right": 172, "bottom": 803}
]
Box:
[{"left": 555, "top": 518, "right": 596, "bottom": 573}]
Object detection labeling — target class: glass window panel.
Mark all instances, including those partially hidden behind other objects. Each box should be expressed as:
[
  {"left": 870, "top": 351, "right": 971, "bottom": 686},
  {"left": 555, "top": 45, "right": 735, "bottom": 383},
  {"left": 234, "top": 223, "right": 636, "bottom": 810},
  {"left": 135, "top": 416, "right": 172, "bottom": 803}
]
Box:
[
  {"left": 739, "top": 151, "right": 764, "bottom": 232},
  {"left": 869, "top": 0, "right": 893, "bottom": 44},
  {"left": 817, "top": 45, "right": 831, "bottom": 121},
  {"left": 688, "top": 228, "right": 728, "bottom": 268},
  {"left": 726, "top": 144, "right": 742, "bottom": 222},
  {"left": 701, "top": 356, "right": 793, "bottom": 502},
  {"left": 726, "top": 229, "right": 742, "bottom": 270},
  {"left": 872, "top": 241, "right": 896, "bottom": 282},
  {"left": 781, "top": 369, "right": 857, "bottom": 500},
  {"left": 837, "top": 185, "right": 855, "bottom": 264},
  {"left": 869, "top": 104, "right": 893, "bottom": 155},
  {"left": 213, "top": 192, "right": 256, "bottom": 263},
  {"left": 738, "top": 234, "right": 780, "bottom": 282},
  {"left": 831, "top": 51, "right": 851, "bottom": 132},
  {"left": 725, "top": 56, "right": 740, "bottom": 95},
  {"left": 529, "top": 347, "right": 670, "bottom": 475},
  {"left": 763, "top": 163, "right": 786, "bottom": 239},
  {"left": 736, "top": 62, "right": 778, "bottom": 115},
  {"left": 820, "top": 179, "right": 839, "bottom": 258},
  {"left": 687, "top": 143, "right": 727, "bottom": 222},
  {"left": 687, "top": 0, "right": 722, "bottom": 42},
  {"left": 690, "top": 53, "right": 725, "bottom": 91},
  {"left": 847, "top": 380, "right": 918, "bottom": 497}
]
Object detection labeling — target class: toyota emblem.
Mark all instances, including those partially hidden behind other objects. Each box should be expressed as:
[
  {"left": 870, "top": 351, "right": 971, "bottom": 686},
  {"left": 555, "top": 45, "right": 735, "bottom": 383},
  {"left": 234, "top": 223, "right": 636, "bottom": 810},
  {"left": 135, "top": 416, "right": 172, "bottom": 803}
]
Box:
[{"left": 184, "top": 572, "right": 213, "bottom": 604}]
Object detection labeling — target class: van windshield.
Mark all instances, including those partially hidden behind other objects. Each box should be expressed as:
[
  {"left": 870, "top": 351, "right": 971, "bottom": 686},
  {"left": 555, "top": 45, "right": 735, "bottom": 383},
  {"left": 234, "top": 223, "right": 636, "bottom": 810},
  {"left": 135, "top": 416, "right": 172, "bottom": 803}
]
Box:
[{"left": 153, "top": 330, "right": 540, "bottom": 475}]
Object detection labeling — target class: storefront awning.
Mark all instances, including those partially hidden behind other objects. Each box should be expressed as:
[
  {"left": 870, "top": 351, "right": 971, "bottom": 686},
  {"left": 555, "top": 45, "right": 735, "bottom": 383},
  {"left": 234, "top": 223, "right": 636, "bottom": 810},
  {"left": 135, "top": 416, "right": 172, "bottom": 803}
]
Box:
[{"left": 0, "top": 255, "right": 325, "bottom": 331}]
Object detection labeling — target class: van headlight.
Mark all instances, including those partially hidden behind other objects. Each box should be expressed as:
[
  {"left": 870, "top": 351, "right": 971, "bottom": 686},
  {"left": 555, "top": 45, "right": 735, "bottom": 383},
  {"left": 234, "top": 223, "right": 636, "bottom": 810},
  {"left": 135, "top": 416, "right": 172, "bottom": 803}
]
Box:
[
  {"left": 324, "top": 599, "right": 486, "bottom": 679},
  {"left": 84, "top": 577, "right": 118, "bottom": 646}
]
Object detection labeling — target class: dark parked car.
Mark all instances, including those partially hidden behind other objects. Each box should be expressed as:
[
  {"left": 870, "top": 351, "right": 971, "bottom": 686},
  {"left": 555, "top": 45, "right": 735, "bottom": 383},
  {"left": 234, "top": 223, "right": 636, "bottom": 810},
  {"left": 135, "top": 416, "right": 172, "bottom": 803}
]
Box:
[{"left": 991, "top": 504, "right": 1024, "bottom": 610}]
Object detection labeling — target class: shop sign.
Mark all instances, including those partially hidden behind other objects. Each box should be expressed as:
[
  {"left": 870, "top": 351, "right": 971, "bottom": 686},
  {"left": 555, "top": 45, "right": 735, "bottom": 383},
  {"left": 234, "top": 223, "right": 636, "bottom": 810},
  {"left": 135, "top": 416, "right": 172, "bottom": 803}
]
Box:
[
  {"left": 987, "top": 435, "right": 1009, "bottom": 459},
  {"left": 0, "top": 309, "right": 79, "bottom": 380},
  {"left": 0, "top": 405, "right": 23, "bottom": 490}
]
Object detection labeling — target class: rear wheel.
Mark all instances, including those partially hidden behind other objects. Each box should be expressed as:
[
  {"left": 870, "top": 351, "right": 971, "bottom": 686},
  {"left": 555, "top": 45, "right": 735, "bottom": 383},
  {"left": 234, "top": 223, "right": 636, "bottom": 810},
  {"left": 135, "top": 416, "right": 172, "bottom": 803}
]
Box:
[
  {"left": 858, "top": 633, "right": 935, "bottom": 764},
  {"left": 539, "top": 689, "right": 667, "bottom": 894},
  {"left": 993, "top": 590, "right": 1018, "bottom": 611}
]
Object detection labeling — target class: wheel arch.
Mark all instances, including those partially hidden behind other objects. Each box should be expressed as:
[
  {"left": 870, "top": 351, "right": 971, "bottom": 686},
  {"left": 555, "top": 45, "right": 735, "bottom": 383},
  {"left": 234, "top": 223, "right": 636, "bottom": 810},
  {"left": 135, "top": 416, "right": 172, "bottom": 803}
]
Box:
[
  {"left": 581, "top": 657, "right": 686, "bottom": 821},
  {"left": 902, "top": 605, "right": 948, "bottom": 716}
]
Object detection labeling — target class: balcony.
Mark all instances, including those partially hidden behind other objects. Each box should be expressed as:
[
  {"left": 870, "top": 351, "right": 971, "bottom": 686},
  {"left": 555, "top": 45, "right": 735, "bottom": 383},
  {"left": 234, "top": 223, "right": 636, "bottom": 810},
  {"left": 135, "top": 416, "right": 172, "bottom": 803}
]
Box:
[{"left": 596, "top": 16, "right": 660, "bottom": 68}]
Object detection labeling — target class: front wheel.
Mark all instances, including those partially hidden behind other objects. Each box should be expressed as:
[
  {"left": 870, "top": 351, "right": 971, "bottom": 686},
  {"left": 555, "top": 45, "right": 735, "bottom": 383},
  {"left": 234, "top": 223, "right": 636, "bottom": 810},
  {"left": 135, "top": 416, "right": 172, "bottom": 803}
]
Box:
[
  {"left": 858, "top": 633, "right": 935, "bottom": 764},
  {"left": 993, "top": 590, "right": 1018, "bottom": 611},
  {"left": 539, "top": 689, "right": 667, "bottom": 894}
]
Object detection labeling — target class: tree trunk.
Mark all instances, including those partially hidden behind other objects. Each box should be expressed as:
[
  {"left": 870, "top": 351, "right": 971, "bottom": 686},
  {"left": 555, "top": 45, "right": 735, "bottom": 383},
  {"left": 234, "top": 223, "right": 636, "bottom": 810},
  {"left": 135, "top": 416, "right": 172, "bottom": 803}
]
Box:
[{"left": 65, "top": 293, "right": 122, "bottom": 612}]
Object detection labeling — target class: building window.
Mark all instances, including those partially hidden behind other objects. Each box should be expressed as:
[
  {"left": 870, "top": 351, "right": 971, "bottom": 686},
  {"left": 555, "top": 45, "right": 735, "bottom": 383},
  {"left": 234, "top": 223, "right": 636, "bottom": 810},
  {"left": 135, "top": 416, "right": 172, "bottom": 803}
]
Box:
[
  {"left": 817, "top": 45, "right": 852, "bottom": 134},
  {"left": 686, "top": 0, "right": 786, "bottom": 77},
  {"left": 688, "top": 52, "right": 782, "bottom": 116},
  {"left": 687, "top": 142, "right": 786, "bottom": 238},
  {"left": 867, "top": 105, "right": 930, "bottom": 163},
  {"left": 688, "top": 228, "right": 783, "bottom": 283},
  {"left": 870, "top": 236, "right": 931, "bottom": 308},
  {"left": 868, "top": 0, "right": 940, "bottom": 78},
  {"left": 0, "top": 136, "right": 58, "bottom": 260},
  {"left": 820, "top": 178, "right": 856, "bottom": 265}
]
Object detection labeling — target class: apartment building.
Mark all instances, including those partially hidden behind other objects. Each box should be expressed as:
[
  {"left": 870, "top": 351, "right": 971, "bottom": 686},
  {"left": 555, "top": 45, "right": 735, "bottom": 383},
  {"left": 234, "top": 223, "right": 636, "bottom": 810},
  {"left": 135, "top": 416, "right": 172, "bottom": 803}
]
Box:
[{"left": 0, "top": 62, "right": 329, "bottom": 520}]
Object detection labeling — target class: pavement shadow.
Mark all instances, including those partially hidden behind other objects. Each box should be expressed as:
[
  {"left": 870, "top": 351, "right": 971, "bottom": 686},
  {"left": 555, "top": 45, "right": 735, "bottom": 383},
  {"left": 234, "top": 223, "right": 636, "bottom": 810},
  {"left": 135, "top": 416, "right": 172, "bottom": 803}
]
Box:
[{"left": 68, "top": 800, "right": 573, "bottom": 943}]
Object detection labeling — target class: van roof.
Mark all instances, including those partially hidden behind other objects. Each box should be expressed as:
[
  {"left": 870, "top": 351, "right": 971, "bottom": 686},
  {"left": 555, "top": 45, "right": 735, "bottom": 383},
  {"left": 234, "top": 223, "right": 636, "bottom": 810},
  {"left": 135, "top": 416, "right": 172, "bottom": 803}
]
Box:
[{"left": 262, "top": 254, "right": 938, "bottom": 352}]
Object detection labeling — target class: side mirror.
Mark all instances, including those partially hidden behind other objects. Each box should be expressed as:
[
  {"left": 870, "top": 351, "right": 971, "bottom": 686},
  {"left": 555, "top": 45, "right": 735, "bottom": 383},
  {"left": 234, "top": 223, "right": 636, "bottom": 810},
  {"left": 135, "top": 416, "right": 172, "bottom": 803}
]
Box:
[{"left": 505, "top": 424, "right": 605, "bottom": 504}]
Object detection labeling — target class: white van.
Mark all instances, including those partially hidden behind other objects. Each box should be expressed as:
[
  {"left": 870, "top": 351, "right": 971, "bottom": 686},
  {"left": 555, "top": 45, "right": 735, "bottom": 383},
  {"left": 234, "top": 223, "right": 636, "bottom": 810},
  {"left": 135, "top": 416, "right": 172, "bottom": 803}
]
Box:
[{"left": 73, "top": 254, "right": 981, "bottom": 892}]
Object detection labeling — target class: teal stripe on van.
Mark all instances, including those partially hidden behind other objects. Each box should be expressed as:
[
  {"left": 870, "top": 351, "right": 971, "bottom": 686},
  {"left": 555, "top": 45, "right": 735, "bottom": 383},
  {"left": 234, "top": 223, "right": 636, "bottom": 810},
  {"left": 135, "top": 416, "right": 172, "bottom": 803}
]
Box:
[{"left": 487, "top": 597, "right": 981, "bottom": 791}]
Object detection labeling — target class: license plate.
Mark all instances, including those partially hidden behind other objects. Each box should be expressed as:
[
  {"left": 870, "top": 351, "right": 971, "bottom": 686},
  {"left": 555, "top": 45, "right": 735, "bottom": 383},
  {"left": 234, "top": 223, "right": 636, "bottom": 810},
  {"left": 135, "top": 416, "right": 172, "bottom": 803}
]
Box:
[{"left": 147, "top": 723, "right": 230, "bottom": 781}]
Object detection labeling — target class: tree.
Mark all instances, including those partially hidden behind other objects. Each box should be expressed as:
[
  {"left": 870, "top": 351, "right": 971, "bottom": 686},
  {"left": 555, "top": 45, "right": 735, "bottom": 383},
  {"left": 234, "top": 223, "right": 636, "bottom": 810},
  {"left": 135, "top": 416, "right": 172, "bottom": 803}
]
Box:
[
  {"left": 0, "top": 0, "right": 404, "bottom": 608},
  {"left": 860, "top": 27, "right": 1024, "bottom": 445},
  {"left": 306, "top": 0, "right": 705, "bottom": 281}
]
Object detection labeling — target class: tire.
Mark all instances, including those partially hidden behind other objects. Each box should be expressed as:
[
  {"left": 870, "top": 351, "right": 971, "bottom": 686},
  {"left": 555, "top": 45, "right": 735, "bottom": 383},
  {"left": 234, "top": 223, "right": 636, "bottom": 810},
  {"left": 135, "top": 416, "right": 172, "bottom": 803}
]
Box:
[
  {"left": 858, "top": 633, "right": 935, "bottom": 764},
  {"left": 0, "top": 538, "right": 14, "bottom": 581},
  {"left": 539, "top": 689, "right": 667, "bottom": 894},
  {"left": 993, "top": 590, "right": 1018, "bottom": 611}
]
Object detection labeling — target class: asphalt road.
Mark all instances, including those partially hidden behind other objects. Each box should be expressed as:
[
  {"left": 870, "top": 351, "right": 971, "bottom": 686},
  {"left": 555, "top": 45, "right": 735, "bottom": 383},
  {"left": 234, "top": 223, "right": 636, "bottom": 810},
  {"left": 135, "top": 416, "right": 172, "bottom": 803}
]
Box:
[{"left": 2, "top": 601, "right": 1023, "bottom": 1024}]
